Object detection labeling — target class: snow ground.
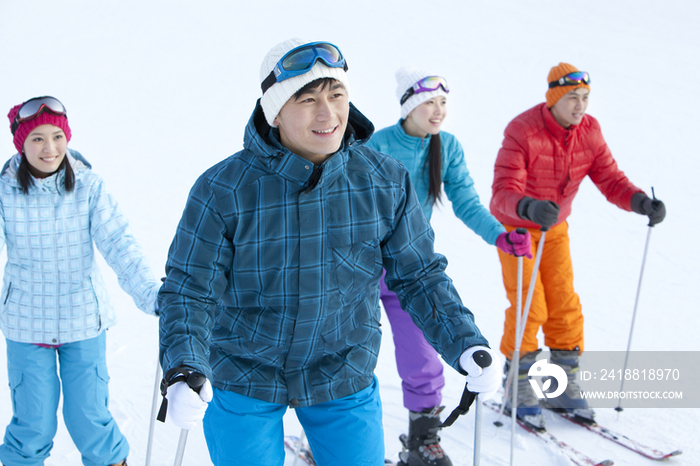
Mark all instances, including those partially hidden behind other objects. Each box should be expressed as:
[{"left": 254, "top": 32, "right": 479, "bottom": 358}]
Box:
[{"left": 0, "top": 1, "right": 698, "bottom": 465}]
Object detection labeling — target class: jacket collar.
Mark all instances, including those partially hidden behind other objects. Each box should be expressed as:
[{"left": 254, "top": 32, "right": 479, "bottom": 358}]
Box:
[
  {"left": 390, "top": 119, "right": 432, "bottom": 150},
  {"left": 1, "top": 149, "right": 90, "bottom": 192},
  {"left": 242, "top": 99, "right": 375, "bottom": 189},
  {"left": 541, "top": 103, "right": 581, "bottom": 143}
]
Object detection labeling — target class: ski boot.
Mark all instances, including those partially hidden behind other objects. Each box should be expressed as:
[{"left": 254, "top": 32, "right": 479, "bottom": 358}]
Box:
[
  {"left": 541, "top": 348, "right": 595, "bottom": 423},
  {"left": 397, "top": 406, "right": 452, "bottom": 466},
  {"left": 504, "top": 350, "right": 546, "bottom": 431}
]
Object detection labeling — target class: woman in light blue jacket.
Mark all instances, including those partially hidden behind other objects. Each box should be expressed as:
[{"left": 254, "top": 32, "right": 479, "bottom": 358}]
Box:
[
  {"left": 0, "top": 96, "right": 159, "bottom": 466},
  {"left": 367, "top": 67, "right": 532, "bottom": 466}
]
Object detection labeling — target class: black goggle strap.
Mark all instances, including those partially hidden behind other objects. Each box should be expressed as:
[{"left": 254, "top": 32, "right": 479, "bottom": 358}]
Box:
[
  {"left": 260, "top": 59, "right": 348, "bottom": 94},
  {"left": 548, "top": 73, "right": 590, "bottom": 89},
  {"left": 261, "top": 70, "right": 280, "bottom": 94},
  {"left": 399, "top": 88, "right": 415, "bottom": 106},
  {"left": 156, "top": 366, "right": 205, "bottom": 423}
]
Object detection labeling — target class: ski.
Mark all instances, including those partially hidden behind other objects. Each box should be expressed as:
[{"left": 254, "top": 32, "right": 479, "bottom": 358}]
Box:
[
  {"left": 548, "top": 409, "right": 682, "bottom": 461},
  {"left": 284, "top": 435, "right": 316, "bottom": 465},
  {"left": 484, "top": 400, "right": 614, "bottom": 466},
  {"left": 284, "top": 435, "right": 400, "bottom": 466}
]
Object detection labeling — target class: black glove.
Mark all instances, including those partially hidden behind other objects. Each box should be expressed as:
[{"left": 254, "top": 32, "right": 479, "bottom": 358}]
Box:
[
  {"left": 631, "top": 192, "right": 666, "bottom": 226},
  {"left": 517, "top": 197, "right": 560, "bottom": 231}
]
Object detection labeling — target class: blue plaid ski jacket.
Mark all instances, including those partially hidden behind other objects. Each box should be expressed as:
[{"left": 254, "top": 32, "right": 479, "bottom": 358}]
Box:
[{"left": 158, "top": 101, "right": 489, "bottom": 407}]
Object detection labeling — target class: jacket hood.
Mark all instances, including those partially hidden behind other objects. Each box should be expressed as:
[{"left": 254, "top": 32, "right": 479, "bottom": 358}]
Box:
[
  {"left": 243, "top": 99, "right": 375, "bottom": 160},
  {"left": 1, "top": 148, "right": 92, "bottom": 192}
]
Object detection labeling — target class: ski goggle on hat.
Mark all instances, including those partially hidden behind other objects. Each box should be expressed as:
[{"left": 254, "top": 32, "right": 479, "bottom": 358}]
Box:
[
  {"left": 261, "top": 41, "right": 348, "bottom": 94},
  {"left": 11, "top": 96, "right": 67, "bottom": 135},
  {"left": 548, "top": 71, "right": 591, "bottom": 89},
  {"left": 400, "top": 76, "right": 449, "bottom": 105}
]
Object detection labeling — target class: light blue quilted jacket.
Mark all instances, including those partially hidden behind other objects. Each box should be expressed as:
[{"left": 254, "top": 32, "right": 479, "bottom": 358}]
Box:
[{"left": 0, "top": 149, "right": 159, "bottom": 344}]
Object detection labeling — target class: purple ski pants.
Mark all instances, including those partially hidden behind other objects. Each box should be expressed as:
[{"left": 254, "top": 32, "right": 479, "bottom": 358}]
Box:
[{"left": 380, "top": 272, "right": 444, "bottom": 412}]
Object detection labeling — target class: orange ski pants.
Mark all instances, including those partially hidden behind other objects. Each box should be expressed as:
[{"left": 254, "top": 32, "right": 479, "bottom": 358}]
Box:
[{"left": 498, "top": 221, "right": 584, "bottom": 357}]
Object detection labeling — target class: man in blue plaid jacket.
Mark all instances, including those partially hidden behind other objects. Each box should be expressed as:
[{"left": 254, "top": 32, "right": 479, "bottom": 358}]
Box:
[{"left": 158, "top": 38, "right": 502, "bottom": 466}]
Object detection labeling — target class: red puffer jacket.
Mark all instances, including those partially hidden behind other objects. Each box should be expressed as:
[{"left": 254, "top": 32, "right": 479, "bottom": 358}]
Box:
[{"left": 490, "top": 103, "right": 643, "bottom": 229}]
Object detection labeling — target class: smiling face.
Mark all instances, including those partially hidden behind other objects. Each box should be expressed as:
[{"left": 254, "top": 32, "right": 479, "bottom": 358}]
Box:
[
  {"left": 402, "top": 96, "right": 447, "bottom": 138},
  {"left": 550, "top": 87, "right": 589, "bottom": 128},
  {"left": 273, "top": 79, "right": 349, "bottom": 165},
  {"left": 22, "top": 124, "right": 67, "bottom": 178}
]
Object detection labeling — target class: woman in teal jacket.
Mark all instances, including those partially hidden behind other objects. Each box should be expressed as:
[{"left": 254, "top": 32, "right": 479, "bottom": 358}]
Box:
[
  {"left": 0, "top": 96, "right": 159, "bottom": 466},
  {"left": 367, "top": 66, "right": 531, "bottom": 466}
]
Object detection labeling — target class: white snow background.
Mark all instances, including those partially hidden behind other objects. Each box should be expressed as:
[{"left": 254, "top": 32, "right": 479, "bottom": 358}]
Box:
[{"left": 0, "top": 1, "right": 698, "bottom": 465}]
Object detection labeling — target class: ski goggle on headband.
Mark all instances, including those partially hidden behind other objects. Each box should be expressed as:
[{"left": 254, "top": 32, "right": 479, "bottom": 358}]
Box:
[
  {"left": 548, "top": 71, "right": 591, "bottom": 89},
  {"left": 11, "top": 96, "right": 67, "bottom": 135},
  {"left": 400, "top": 76, "right": 449, "bottom": 105},
  {"left": 261, "top": 41, "right": 348, "bottom": 94}
]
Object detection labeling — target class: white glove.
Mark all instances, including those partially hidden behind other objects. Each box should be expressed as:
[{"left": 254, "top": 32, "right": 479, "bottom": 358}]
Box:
[
  {"left": 459, "top": 346, "right": 502, "bottom": 401},
  {"left": 166, "top": 379, "right": 213, "bottom": 430}
]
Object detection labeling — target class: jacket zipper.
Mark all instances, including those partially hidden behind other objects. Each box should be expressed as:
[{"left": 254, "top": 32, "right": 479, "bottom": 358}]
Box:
[
  {"left": 88, "top": 277, "right": 102, "bottom": 330},
  {"left": 4, "top": 283, "right": 11, "bottom": 305}
]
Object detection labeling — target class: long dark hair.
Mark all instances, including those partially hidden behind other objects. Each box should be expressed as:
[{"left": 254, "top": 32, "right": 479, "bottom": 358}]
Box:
[
  {"left": 17, "top": 155, "right": 75, "bottom": 195},
  {"left": 426, "top": 133, "right": 442, "bottom": 207}
]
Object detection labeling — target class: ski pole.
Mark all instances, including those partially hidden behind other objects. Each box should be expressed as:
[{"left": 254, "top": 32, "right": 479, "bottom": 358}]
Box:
[
  {"left": 438, "top": 350, "right": 492, "bottom": 465},
  {"left": 509, "top": 254, "right": 524, "bottom": 466},
  {"left": 516, "top": 229, "right": 547, "bottom": 349},
  {"left": 173, "top": 429, "right": 189, "bottom": 466},
  {"left": 469, "top": 351, "right": 493, "bottom": 466},
  {"left": 166, "top": 371, "right": 206, "bottom": 466},
  {"left": 491, "top": 227, "right": 547, "bottom": 466},
  {"left": 473, "top": 393, "right": 484, "bottom": 466},
  {"left": 145, "top": 360, "right": 163, "bottom": 466},
  {"left": 615, "top": 223, "right": 654, "bottom": 413},
  {"left": 493, "top": 228, "right": 531, "bottom": 425},
  {"left": 292, "top": 429, "right": 306, "bottom": 466},
  {"left": 513, "top": 229, "right": 546, "bottom": 466}
]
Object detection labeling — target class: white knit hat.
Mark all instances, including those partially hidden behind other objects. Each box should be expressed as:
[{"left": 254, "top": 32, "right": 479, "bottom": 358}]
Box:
[
  {"left": 395, "top": 65, "right": 449, "bottom": 119},
  {"left": 260, "top": 38, "right": 351, "bottom": 127}
]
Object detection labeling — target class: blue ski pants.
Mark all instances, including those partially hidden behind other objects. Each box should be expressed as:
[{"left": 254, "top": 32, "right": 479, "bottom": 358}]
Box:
[
  {"left": 203, "top": 375, "right": 385, "bottom": 466},
  {"left": 0, "top": 331, "right": 129, "bottom": 466}
]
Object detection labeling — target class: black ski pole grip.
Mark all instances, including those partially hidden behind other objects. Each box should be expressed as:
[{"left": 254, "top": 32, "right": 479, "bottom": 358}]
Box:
[
  {"left": 515, "top": 227, "right": 527, "bottom": 235},
  {"left": 157, "top": 366, "right": 206, "bottom": 423},
  {"left": 648, "top": 186, "right": 657, "bottom": 227},
  {"left": 472, "top": 349, "right": 492, "bottom": 369},
  {"left": 187, "top": 372, "right": 206, "bottom": 394}
]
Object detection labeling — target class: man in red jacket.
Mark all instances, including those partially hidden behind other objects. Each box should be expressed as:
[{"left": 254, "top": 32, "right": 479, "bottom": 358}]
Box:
[{"left": 489, "top": 62, "right": 666, "bottom": 429}]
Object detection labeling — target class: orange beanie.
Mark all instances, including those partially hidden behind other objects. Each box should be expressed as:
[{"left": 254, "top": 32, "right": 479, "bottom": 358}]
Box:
[{"left": 546, "top": 63, "right": 590, "bottom": 108}]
